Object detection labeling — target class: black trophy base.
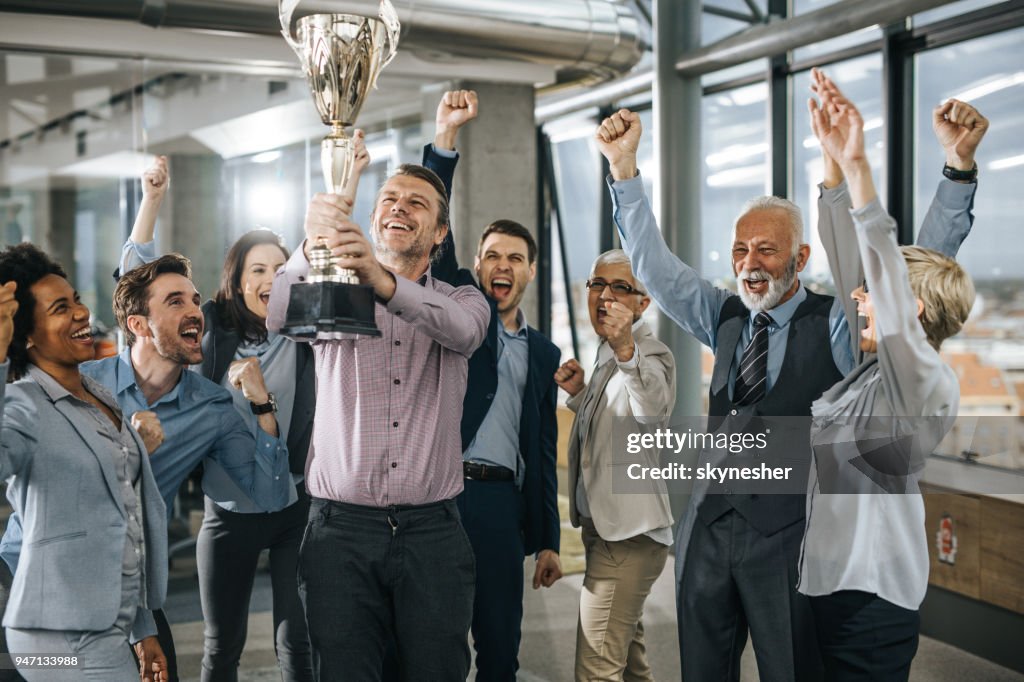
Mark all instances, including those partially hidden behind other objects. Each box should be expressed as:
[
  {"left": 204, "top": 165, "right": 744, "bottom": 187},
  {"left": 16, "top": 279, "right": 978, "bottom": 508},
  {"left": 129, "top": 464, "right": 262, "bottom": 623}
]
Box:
[{"left": 281, "top": 280, "right": 381, "bottom": 337}]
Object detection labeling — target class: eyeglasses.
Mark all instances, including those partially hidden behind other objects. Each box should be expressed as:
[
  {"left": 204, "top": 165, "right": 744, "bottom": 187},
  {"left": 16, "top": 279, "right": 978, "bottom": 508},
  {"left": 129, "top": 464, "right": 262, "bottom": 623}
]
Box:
[{"left": 586, "top": 279, "right": 646, "bottom": 296}]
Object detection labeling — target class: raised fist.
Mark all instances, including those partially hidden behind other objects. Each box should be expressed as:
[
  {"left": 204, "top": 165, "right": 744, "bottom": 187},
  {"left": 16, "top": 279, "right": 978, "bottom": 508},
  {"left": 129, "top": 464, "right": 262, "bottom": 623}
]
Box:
[
  {"left": 435, "top": 90, "right": 479, "bottom": 150},
  {"left": 130, "top": 410, "right": 164, "bottom": 455},
  {"left": 933, "top": 99, "right": 989, "bottom": 172},
  {"left": 227, "top": 357, "right": 270, "bottom": 405},
  {"left": 142, "top": 156, "right": 169, "bottom": 201},
  {"left": 596, "top": 109, "right": 642, "bottom": 180}
]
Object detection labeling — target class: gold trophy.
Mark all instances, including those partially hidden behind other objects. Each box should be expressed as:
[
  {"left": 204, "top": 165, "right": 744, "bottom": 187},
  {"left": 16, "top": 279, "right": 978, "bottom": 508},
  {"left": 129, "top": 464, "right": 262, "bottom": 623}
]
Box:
[{"left": 278, "top": 0, "right": 400, "bottom": 336}]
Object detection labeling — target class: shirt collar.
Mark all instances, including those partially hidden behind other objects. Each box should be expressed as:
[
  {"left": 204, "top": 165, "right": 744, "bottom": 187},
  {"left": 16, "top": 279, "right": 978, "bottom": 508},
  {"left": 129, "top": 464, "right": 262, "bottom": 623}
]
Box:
[
  {"left": 114, "top": 346, "right": 139, "bottom": 395},
  {"left": 499, "top": 308, "right": 528, "bottom": 339},
  {"left": 749, "top": 281, "right": 806, "bottom": 328},
  {"left": 27, "top": 364, "right": 120, "bottom": 415},
  {"left": 115, "top": 345, "right": 184, "bottom": 406},
  {"left": 27, "top": 364, "right": 74, "bottom": 402}
]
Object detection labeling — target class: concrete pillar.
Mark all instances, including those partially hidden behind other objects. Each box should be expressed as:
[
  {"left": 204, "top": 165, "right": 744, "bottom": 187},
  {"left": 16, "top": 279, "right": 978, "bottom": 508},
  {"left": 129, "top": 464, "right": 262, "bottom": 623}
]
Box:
[
  {"left": 164, "top": 154, "right": 227, "bottom": 302},
  {"left": 421, "top": 80, "right": 539, "bottom": 324},
  {"left": 47, "top": 186, "right": 77, "bottom": 283},
  {"left": 656, "top": 0, "right": 703, "bottom": 523}
]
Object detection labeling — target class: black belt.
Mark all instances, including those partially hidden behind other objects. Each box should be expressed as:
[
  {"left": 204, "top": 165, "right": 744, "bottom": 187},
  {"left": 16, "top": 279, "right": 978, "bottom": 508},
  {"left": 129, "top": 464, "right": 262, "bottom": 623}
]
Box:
[{"left": 463, "top": 461, "right": 514, "bottom": 482}]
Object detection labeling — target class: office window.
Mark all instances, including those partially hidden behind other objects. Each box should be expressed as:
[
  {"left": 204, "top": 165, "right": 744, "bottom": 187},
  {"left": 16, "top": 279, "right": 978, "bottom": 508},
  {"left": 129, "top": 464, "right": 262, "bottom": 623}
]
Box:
[
  {"left": 792, "top": 54, "right": 884, "bottom": 290},
  {"left": 701, "top": 81, "right": 770, "bottom": 282},
  {"left": 915, "top": 27, "right": 1024, "bottom": 469}
]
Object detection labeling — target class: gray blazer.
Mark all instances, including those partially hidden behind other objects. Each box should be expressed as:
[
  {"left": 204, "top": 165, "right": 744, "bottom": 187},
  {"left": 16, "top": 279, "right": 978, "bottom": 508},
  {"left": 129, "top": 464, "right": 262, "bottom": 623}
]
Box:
[
  {"left": 0, "top": 361, "right": 167, "bottom": 642},
  {"left": 566, "top": 321, "right": 676, "bottom": 542}
]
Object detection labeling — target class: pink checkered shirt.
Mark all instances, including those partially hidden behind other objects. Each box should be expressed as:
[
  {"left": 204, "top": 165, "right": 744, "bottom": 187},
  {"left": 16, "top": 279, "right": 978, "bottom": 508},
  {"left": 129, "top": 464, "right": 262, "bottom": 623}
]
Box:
[{"left": 267, "top": 248, "right": 489, "bottom": 507}]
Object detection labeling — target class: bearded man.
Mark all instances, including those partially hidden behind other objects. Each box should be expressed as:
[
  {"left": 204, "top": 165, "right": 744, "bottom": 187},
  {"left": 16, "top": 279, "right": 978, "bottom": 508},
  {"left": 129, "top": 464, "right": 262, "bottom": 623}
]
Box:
[{"left": 596, "top": 109, "right": 853, "bottom": 682}]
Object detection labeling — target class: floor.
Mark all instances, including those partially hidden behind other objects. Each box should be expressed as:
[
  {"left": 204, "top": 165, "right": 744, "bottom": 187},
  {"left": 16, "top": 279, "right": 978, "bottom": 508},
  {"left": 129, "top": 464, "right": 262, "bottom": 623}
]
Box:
[{"left": 167, "top": 552, "right": 1024, "bottom": 682}]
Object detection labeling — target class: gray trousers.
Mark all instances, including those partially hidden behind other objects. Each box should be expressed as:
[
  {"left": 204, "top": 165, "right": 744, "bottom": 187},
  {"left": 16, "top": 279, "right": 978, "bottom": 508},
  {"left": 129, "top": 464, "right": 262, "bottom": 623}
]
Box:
[
  {"left": 678, "top": 509, "right": 822, "bottom": 682},
  {"left": 7, "top": 572, "right": 141, "bottom": 681}
]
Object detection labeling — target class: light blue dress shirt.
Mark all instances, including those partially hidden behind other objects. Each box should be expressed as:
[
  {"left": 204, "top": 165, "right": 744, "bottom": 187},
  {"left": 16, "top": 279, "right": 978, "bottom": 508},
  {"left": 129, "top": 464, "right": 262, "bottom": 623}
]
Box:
[
  {"left": 462, "top": 310, "right": 529, "bottom": 486},
  {"left": 606, "top": 174, "right": 856, "bottom": 390},
  {"left": 80, "top": 348, "right": 291, "bottom": 514}
]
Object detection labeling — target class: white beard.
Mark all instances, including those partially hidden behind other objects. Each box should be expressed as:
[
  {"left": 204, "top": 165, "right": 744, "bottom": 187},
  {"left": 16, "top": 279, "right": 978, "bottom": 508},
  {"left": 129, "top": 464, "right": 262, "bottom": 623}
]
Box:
[{"left": 736, "top": 257, "right": 797, "bottom": 312}]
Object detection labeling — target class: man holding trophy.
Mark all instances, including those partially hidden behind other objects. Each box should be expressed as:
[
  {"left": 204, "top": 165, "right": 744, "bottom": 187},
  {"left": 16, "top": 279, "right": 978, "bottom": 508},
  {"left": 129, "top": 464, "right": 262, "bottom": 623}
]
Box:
[{"left": 268, "top": 2, "right": 490, "bottom": 679}]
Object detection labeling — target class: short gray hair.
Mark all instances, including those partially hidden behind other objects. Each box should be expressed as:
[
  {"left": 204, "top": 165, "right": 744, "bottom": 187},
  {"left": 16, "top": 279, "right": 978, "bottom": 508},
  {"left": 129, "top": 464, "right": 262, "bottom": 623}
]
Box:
[
  {"left": 733, "top": 196, "right": 804, "bottom": 255},
  {"left": 589, "top": 249, "right": 646, "bottom": 290}
]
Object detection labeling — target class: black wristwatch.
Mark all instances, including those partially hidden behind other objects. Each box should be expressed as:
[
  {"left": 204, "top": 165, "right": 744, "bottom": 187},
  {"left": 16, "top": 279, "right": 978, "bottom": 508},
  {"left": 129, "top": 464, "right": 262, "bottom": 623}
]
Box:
[
  {"left": 250, "top": 393, "right": 278, "bottom": 415},
  {"left": 942, "top": 162, "right": 977, "bottom": 183}
]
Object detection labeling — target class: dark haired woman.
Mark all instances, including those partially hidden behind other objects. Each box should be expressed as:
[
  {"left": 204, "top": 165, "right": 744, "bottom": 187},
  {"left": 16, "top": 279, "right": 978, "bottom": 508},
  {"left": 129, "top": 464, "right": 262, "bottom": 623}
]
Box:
[
  {"left": 0, "top": 243, "right": 167, "bottom": 681},
  {"left": 121, "top": 141, "right": 367, "bottom": 681}
]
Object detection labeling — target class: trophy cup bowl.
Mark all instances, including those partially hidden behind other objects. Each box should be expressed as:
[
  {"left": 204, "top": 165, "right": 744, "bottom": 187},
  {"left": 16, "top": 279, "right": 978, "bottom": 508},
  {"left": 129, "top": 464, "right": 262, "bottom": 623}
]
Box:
[{"left": 278, "top": 1, "right": 399, "bottom": 337}]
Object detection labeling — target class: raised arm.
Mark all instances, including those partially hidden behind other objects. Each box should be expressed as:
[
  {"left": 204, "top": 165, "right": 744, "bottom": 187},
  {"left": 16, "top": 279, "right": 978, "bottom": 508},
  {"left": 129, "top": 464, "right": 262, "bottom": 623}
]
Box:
[
  {"left": 426, "top": 89, "right": 477, "bottom": 286},
  {"left": 809, "top": 68, "right": 863, "bottom": 363},
  {"left": 812, "top": 72, "right": 949, "bottom": 415},
  {"left": 0, "top": 284, "right": 33, "bottom": 479},
  {"left": 596, "top": 109, "right": 732, "bottom": 349},
  {"left": 385, "top": 277, "right": 489, "bottom": 356},
  {"left": 917, "top": 99, "right": 988, "bottom": 257},
  {"left": 208, "top": 393, "right": 291, "bottom": 512},
  {"left": 121, "top": 156, "right": 169, "bottom": 273}
]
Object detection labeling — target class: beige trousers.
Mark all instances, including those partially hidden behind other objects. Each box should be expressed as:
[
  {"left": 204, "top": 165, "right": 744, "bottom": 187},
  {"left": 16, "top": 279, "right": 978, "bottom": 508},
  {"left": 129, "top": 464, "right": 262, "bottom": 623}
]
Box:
[{"left": 575, "top": 524, "right": 670, "bottom": 682}]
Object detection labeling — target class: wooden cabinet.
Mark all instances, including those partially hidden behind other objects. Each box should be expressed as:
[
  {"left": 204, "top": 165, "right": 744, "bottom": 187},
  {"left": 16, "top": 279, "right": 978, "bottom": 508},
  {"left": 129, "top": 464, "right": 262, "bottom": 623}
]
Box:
[{"left": 923, "top": 485, "right": 1024, "bottom": 615}]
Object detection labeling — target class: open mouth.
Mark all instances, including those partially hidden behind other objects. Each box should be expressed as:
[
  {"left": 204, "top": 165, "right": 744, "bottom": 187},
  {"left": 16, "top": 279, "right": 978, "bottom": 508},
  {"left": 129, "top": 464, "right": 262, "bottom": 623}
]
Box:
[
  {"left": 180, "top": 321, "right": 202, "bottom": 346},
  {"left": 858, "top": 312, "right": 874, "bottom": 340},
  {"left": 258, "top": 292, "right": 271, "bottom": 305},
  {"left": 70, "top": 325, "right": 94, "bottom": 345},
  {"left": 743, "top": 277, "right": 769, "bottom": 295},
  {"left": 490, "top": 277, "right": 512, "bottom": 299},
  {"left": 385, "top": 220, "right": 414, "bottom": 233}
]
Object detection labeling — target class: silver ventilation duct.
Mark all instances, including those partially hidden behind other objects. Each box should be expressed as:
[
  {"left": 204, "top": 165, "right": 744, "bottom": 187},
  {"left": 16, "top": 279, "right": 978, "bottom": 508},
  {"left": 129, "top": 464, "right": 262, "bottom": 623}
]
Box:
[{"left": 0, "top": 0, "right": 645, "bottom": 82}]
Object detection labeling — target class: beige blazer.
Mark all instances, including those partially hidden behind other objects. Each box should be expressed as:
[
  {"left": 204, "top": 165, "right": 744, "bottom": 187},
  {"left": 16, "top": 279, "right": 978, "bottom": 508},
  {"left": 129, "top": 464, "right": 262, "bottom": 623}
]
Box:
[{"left": 567, "top": 321, "right": 675, "bottom": 542}]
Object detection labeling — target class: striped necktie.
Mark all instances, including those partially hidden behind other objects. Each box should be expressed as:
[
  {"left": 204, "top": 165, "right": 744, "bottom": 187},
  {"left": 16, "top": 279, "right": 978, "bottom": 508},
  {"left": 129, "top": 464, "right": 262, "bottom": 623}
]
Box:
[{"left": 733, "top": 312, "right": 773, "bottom": 406}]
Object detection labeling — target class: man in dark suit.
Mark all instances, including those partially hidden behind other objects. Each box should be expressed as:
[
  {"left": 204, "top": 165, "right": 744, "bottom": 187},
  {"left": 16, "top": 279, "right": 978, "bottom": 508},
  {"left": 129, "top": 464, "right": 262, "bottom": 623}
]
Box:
[{"left": 424, "top": 90, "right": 563, "bottom": 681}]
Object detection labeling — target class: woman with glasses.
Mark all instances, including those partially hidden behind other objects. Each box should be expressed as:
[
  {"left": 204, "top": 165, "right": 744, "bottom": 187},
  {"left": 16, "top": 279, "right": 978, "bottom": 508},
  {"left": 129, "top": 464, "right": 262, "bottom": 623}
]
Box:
[
  {"left": 0, "top": 244, "right": 168, "bottom": 681},
  {"left": 555, "top": 249, "right": 675, "bottom": 681}
]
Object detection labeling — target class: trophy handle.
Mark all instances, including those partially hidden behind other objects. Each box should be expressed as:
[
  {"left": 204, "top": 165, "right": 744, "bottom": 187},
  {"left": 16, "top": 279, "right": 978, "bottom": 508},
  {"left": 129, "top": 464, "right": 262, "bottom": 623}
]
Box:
[
  {"left": 278, "top": 0, "right": 306, "bottom": 56},
  {"left": 378, "top": 0, "right": 402, "bottom": 69}
]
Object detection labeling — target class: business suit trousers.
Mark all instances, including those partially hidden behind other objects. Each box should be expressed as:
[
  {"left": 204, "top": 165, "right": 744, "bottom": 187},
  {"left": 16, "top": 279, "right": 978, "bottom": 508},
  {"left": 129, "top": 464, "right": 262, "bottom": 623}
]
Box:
[
  {"left": 809, "top": 591, "right": 919, "bottom": 682},
  {"left": 7, "top": 571, "right": 141, "bottom": 681},
  {"left": 678, "top": 508, "right": 821, "bottom": 682},
  {"left": 575, "top": 523, "right": 668, "bottom": 682},
  {"left": 197, "top": 486, "right": 313, "bottom": 682},
  {"left": 298, "top": 497, "right": 474, "bottom": 682},
  {"left": 456, "top": 479, "right": 525, "bottom": 682}
]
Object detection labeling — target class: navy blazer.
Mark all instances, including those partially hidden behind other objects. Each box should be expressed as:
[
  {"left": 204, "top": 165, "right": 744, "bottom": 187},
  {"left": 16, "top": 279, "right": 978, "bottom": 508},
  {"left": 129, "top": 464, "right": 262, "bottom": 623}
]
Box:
[
  {"left": 424, "top": 144, "right": 561, "bottom": 555},
  {"left": 200, "top": 300, "right": 315, "bottom": 475}
]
